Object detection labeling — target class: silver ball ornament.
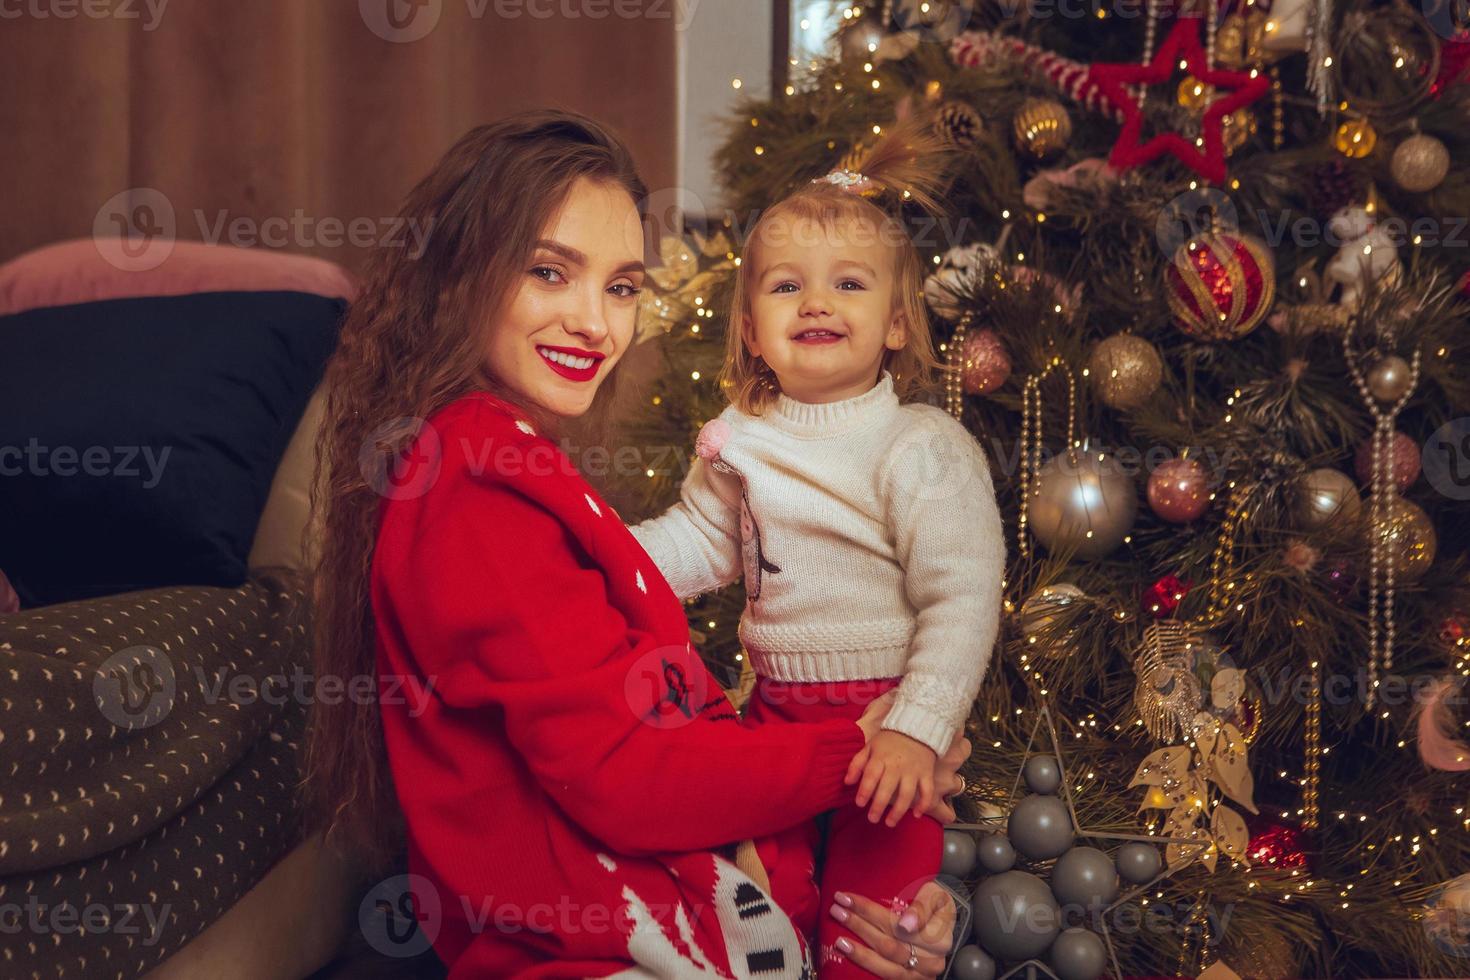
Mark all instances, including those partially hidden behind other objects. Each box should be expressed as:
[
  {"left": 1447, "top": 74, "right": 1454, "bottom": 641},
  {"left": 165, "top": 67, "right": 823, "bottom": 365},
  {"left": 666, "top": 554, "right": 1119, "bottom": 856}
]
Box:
[
  {"left": 976, "top": 833, "right": 1017, "bottom": 873},
  {"left": 1024, "top": 754, "right": 1062, "bottom": 795},
  {"left": 1049, "top": 927, "right": 1108, "bottom": 980},
  {"left": 1008, "top": 793, "right": 1075, "bottom": 861},
  {"left": 1029, "top": 449, "right": 1138, "bottom": 559},
  {"left": 972, "top": 870, "right": 1062, "bottom": 960},
  {"left": 1292, "top": 468, "right": 1361, "bottom": 530},
  {"left": 1115, "top": 842, "right": 1163, "bottom": 884},
  {"left": 942, "top": 830, "right": 979, "bottom": 877},
  {"left": 951, "top": 944, "right": 998, "bottom": 980},
  {"left": 1050, "top": 846, "right": 1120, "bottom": 910}
]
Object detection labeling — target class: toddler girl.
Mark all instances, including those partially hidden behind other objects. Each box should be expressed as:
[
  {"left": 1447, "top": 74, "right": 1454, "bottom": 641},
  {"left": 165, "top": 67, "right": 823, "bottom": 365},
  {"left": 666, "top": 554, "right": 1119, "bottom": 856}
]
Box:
[{"left": 632, "top": 123, "right": 1004, "bottom": 976}]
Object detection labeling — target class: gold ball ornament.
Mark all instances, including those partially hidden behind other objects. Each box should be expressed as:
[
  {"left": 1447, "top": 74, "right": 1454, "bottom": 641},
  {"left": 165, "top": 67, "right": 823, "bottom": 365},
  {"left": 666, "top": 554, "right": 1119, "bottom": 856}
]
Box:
[
  {"left": 1087, "top": 334, "right": 1163, "bottom": 410},
  {"left": 1013, "top": 97, "right": 1072, "bottom": 159},
  {"left": 1019, "top": 582, "right": 1088, "bottom": 656},
  {"left": 1390, "top": 133, "right": 1450, "bottom": 194},
  {"left": 1221, "top": 107, "right": 1256, "bottom": 156},
  {"left": 1177, "top": 76, "right": 1213, "bottom": 110},
  {"left": 1367, "top": 355, "right": 1414, "bottom": 403},
  {"left": 1373, "top": 496, "right": 1437, "bottom": 583},
  {"left": 1292, "top": 467, "right": 1361, "bottom": 530},
  {"left": 1333, "top": 118, "right": 1378, "bottom": 158},
  {"left": 960, "top": 328, "right": 1012, "bottom": 394}
]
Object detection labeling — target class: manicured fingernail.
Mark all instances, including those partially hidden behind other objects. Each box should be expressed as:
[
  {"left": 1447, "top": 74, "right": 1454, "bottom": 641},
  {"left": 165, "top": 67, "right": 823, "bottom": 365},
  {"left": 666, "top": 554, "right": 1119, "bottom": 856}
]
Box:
[
  {"left": 829, "top": 902, "right": 850, "bottom": 923},
  {"left": 835, "top": 937, "right": 854, "bottom": 955},
  {"left": 834, "top": 892, "right": 853, "bottom": 907},
  {"left": 899, "top": 910, "right": 920, "bottom": 932}
]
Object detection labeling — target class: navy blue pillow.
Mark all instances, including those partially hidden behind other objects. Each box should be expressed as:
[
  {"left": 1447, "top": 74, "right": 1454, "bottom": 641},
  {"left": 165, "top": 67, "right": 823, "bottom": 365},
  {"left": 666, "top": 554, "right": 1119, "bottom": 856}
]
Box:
[{"left": 0, "top": 291, "right": 343, "bottom": 608}]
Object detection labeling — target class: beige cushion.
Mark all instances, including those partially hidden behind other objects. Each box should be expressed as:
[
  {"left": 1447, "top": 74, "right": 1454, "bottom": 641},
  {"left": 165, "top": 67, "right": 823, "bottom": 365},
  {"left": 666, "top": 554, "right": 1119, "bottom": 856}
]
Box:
[
  {"left": 248, "top": 384, "right": 328, "bottom": 573},
  {"left": 143, "top": 833, "right": 361, "bottom": 980}
]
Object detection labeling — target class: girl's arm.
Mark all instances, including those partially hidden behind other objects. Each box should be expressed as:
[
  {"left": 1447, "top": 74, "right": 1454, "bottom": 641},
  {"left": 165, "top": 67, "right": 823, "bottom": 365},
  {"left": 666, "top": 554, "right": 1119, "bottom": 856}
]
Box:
[
  {"left": 378, "top": 417, "right": 860, "bottom": 857},
  {"left": 881, "top": 409, "right": 1007, "bottom": 756},
  {"left": 628, "top": 452, "right": 743, "bottom": 599}
]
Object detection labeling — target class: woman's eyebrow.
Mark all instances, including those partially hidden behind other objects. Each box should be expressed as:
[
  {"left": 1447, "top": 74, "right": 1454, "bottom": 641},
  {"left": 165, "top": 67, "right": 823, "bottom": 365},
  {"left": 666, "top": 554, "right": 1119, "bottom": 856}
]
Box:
[{"left": 535, "top": 239, "right": 644, "bottom": 275}]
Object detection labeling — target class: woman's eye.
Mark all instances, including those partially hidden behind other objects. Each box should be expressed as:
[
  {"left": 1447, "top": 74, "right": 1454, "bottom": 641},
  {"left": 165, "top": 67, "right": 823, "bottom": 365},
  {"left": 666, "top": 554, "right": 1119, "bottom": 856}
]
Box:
[
  {"left": 530, "top": 265, "right": 566, "bottom": 284},
  {"left": 608, "top": 282, "right": 642, "bottom": 298}
]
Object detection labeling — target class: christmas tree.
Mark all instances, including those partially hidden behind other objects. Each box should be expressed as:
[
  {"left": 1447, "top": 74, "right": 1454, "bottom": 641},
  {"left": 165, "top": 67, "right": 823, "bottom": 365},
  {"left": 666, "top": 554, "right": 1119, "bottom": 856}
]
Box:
[{"left": 620, "top": 1, "right": 1470, "bottom": 976}]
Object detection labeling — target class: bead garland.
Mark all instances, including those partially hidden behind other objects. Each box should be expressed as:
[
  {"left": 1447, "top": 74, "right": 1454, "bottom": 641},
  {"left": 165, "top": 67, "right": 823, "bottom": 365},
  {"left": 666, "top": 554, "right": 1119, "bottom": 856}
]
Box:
[
  {"left": 944, "top": 311, "right": 973, "bottom": 420},
  {"left": 1018, "top": 355, "right": 1078, "bottom": 560},
  {"left": 1341, "top": 324, "right": 1422, "bottom": 711}
]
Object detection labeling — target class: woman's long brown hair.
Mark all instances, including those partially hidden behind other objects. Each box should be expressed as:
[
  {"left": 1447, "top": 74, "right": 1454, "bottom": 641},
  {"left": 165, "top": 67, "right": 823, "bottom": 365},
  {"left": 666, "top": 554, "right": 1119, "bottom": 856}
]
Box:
[{"left": 301, "top": 110, "right": 648, "bottom": 874}]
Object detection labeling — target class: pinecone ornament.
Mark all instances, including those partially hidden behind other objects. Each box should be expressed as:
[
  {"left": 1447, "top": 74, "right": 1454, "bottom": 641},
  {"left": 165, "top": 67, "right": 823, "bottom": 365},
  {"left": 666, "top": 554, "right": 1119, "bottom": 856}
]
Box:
[
  {"left": 935, "top": 100, "right": 984, "bottom": 147},
  {"left": 1307, "top": 159, "right": 1365, "bottom": 221}
]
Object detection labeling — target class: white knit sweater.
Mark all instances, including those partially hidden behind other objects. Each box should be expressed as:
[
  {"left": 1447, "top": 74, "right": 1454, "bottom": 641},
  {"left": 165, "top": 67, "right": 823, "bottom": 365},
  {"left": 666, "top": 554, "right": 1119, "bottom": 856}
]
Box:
[{"left": 630, "top": 373, "right": 1006, "bottom": 756}]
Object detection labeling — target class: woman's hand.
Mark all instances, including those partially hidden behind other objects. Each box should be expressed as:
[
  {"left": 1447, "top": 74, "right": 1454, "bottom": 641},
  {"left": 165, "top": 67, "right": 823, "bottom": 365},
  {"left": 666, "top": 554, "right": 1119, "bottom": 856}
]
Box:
[
  {"left": 828, "top": 880, "right": 958, "bottom": 978},
  {"left": 922, "top": 734, "right": 970, "bottom": 825}
]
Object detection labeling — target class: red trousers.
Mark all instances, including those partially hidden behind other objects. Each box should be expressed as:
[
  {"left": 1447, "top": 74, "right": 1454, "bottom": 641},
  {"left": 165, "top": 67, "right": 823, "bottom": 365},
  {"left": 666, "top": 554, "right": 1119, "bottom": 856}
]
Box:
[{"left": 743, "top": 676, "right": 943, "bottom": 978}]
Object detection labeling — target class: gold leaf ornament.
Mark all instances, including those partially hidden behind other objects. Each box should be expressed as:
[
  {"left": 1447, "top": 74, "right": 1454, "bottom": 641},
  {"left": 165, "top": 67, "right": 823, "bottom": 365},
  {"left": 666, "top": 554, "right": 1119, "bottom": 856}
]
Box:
[
  {"left": 1211, "top": 802, "right": 1252, "bottom": 867},
  {"left": 1129, "top": 746, "right": 1192, "bottom": 788},
  {"left": 1203, "top": 723, "right": 1258, "bottom": 814}
]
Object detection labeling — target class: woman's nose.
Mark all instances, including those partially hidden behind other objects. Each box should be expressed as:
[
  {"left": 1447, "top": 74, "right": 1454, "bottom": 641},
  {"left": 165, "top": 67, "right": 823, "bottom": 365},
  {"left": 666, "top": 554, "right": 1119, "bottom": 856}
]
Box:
[{"left": 564, "top": 288, "right": 611, "bottom": 345}]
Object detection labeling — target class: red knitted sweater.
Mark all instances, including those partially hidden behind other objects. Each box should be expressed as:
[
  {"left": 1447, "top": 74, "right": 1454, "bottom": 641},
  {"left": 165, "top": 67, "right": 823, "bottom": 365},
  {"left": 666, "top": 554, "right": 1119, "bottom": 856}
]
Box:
[{"left": 372, "top": 392, "right": 866, "bottom": 978}]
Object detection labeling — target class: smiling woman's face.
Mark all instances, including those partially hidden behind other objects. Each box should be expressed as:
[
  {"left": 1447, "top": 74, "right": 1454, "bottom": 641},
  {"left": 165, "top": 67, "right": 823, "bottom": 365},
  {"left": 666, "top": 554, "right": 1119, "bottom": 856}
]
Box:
[{"left": 483, "top": 177, "right": 646, "bottom": 418}]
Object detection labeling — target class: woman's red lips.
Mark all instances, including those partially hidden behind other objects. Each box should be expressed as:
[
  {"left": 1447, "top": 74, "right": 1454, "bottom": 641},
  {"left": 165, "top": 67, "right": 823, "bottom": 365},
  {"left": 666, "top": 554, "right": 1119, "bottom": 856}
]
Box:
[{"left": 536, "top": 344, "right": 606, "bottom": 382}]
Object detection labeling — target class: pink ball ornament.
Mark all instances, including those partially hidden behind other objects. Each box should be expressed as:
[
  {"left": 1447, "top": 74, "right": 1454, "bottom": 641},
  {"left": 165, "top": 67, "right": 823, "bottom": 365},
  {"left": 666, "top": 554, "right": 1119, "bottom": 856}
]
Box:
[
  {"left": 1147, "top": 456, "right": 1211, "bottom": 523},
  {"left": 1353, "top": 430, "right": 1421, "bottom": 492},
  {"left": 960, "top": 329, "right": 1012, "bottom": 394}
]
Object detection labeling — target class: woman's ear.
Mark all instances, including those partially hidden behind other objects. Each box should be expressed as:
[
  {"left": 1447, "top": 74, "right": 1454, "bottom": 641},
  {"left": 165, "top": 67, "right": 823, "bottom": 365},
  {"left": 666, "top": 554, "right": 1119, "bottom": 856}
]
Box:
[{"left": 885, "top": 312, "right": 908, "bottom": 352}]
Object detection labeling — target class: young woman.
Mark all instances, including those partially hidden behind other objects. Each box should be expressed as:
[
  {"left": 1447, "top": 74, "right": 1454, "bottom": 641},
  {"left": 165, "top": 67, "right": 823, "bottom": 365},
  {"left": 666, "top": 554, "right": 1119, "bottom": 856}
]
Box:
[{"left": 303, "top": 110, "right": 969, "bottom": 978}]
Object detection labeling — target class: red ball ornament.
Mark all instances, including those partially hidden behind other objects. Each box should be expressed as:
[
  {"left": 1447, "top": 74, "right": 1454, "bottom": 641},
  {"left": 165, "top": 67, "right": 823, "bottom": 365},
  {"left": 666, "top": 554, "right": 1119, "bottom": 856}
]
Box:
[
  {"left": 1165, "top": 232, "right": 1276, "bottom": 341},
  {"left": 1354, "top": 430, "right": 1421, "bottom": 491},
  {"left": 960, "top": 328, "right": 1012, "bottom": 394},
  {"left": 1246, "top": 820, "right": 1311, "bottom": 871},
  {"left": 1143, "top": 574, "right": 1190, "bottom": 618},
  {"left": 1147, "top": 456, "right": 1211, "bottom": 522},
  {"left": 1441, "top": 614, "right": 1468, "bottom": 648}
]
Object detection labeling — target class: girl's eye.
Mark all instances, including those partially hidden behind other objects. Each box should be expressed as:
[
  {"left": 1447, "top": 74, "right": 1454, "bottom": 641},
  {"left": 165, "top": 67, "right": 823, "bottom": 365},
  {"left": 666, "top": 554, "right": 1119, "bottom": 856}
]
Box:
[
  {"left": 772, "top": 282, "right": 798, "bottom": 293},
  {"left": 838, "top": 279, "right": 865, "bottom": 290},
  {"left": 608, "top": 282, "right": 642, "bottom": 298},
  {"left": 530, "top": 265, "right": 566, "bottom": 284}
]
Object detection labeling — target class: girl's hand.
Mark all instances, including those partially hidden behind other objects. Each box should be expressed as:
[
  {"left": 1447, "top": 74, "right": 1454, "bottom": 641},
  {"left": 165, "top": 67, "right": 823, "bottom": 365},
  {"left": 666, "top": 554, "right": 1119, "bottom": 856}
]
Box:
[
  {"left": 852, "top": 731, "right": 937, "bottom": 827},
  {"left": 829, "top": 881, "right": 957, "bottom": 978}
]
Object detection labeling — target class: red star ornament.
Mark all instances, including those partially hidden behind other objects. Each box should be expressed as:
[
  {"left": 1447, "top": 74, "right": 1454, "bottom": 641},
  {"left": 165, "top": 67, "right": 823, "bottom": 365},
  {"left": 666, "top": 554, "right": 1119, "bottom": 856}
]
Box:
[{"left": 1090, "top": 17, "right": 1270, "bottom": 184}]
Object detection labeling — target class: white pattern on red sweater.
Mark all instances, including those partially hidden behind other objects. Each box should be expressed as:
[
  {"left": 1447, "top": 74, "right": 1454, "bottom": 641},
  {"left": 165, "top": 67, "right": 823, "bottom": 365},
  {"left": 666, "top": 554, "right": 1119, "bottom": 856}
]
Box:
[
  {"left": 372, "top": 392, "right": 860, "bottom": 977},
  {"left": 630, "top": 374, "right": 1006, "bottom": 756}
]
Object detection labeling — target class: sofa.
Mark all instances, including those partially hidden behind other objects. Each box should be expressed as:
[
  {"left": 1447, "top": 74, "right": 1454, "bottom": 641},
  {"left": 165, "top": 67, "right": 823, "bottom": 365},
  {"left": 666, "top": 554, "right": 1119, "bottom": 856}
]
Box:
[{"left": 0, "top": 239, "right": 371, "bottom": 979}]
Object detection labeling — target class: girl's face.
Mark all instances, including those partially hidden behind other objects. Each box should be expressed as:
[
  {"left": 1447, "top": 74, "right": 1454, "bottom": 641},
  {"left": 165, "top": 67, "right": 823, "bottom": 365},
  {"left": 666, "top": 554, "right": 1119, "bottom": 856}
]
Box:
[
  {"left": 743, "top": 213, "right": 907, "bottom": 405},
  {"left": 483, "top": 177, "right": 646, "bottom": 418}
]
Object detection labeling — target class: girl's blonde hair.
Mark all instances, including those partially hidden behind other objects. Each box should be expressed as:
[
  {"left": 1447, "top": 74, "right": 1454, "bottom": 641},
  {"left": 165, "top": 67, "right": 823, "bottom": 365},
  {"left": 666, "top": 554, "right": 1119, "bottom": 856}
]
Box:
[{"left": 722, "top": 116, "right": 949, "bottom": 414}]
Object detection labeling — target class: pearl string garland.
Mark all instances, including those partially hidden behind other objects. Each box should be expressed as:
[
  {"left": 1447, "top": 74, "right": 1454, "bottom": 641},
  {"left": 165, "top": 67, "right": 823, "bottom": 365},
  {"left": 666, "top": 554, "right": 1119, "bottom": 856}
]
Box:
[{"left": 1341, "top": 326, "right": 1422, "bottom": 711}]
